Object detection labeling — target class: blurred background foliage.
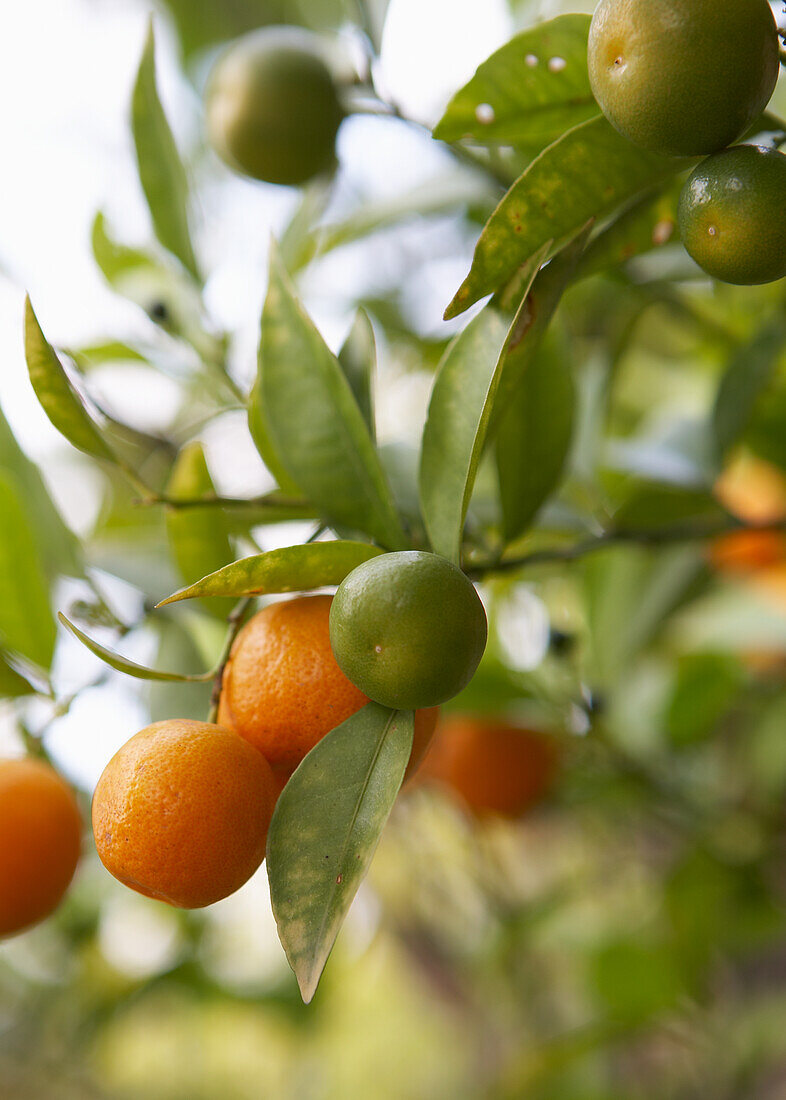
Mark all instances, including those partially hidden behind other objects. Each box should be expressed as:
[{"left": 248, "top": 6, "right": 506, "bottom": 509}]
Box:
[{"left": 2, "top": 0, "right": 786, "bottom": 1097}]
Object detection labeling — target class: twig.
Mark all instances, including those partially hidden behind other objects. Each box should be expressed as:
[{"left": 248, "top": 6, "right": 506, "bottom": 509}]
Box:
[
  {"left": 136, "top": 490, "right": 313, "bottom": 513},
  {"left": 207, "top": 597, "right": 252, "bottom": 724},
  {"left": 467, "top": 517, "right": 786, "bottom": 578},
  {"left": 354, "top": 97, "right": 512, "bottom": 191}
]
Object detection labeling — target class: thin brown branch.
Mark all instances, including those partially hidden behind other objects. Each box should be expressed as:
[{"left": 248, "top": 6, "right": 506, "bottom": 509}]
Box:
[
  {"left": 467, "top": 517, "right": 786, "bottom": 578},
  {"left": 207, "top": 597, "right": 252, "bottom": 724}
]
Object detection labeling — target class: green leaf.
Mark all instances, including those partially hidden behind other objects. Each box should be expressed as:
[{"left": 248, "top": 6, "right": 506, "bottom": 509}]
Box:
[
  {"left": 712, "top": 320, "right": 786, "bottom": 462},
  {"left": 131, "top": 22, "right": 199, "bottom": 279},
  {"left": 589, "top": 938, "right": 683, "bottom": 1023},
  {"left": 256, "top": 243, "right": 407, "bottom": 549},
  {"left": 666, "top": 652, "right": 742, "bottom": 747},
  {"left": 91, "top": 212, "right": 153, "bottom": 284},
  {"left": 490, "top": 226, "right": 591, "bottom": 435},
  {"left": 420, "top": 231, "right": 588, "bottom": 563},
  {"left": 268, "top": 703, "right": 414, "bottom": 1003},
  {"left": 446, "top": 116, "right": 681, "bottom": 319},
  {"left": 338, "top": 309, "right": 376, "bottom": 440},
  {"left": 59, "top": 613, "right": 213, "bottom": 682},
  {"left": 434, "top": 14, "right": 597, "bottom": 151},
  {"left": 577, "top": 180, "right": 683, "bottom": 279},
  {"left": 247, "top": 377, "right": 303, "bottom": 497},
  {"left": 24, "top": 298, "right": 117, "bottom": 464},
  {"left": 612, "top": 484, "right": 725, "bottom": 532},
  {"left": 158, "top": 540, "right": 383, "bottom": 606},
  {"left": 584, "top": 544, "right": 702, "bottom": 688},
  {"left": 420, "top": 230, "right": 590, "bottom": 563},
  {"left": 0, "top": 474, "right": 56, "bottom": 670},
  {"left": 495, "top": 331, "right": 575, "bottom": 542},
  {"left": 0, "top": 653, "right": 35, "bottom": 699},
  {"left": 67, "top": 339, "right": 148, "bottom": 369},
  {"left": 419, "top": 251, "right": 543, "bottom": 564},
  {"left": 0, "top": 399, "right": 81, "bottom": 579},
  {"left": 92, "top": 212, "right": 208, "bottom": 345},
  {"left": 164, "top": 443, "right": 236, "bottom": 620}
]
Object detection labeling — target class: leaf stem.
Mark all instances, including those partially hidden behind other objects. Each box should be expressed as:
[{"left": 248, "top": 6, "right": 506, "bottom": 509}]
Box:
[{"left": 207, "top": 597, "right": 252, "bottom": 724}]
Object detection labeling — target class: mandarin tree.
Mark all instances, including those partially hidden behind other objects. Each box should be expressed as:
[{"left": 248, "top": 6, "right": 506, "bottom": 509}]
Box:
[{"left": 4, "top": 1, "right": 786, "bottom": 1092}]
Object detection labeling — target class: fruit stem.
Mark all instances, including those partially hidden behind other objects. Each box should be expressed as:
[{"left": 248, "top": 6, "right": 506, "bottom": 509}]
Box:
[{"left": 207, "top": 597, "right": 252, "bottom": 724}]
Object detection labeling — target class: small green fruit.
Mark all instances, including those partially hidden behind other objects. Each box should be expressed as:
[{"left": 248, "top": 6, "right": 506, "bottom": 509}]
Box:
[
  {"left": 205, "top": 27, "right": 344, "bottom": 186},
  {"left": 329, "top": 551, "right": 488, "bottom": 710},
  {"left": 678, "top": 145, "right": 786, "bottom": 286}
]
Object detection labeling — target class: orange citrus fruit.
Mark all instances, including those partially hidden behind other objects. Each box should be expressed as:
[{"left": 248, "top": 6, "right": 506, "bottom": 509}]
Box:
[
  {"left": 0, "top": 757, "right": 82, "bottom": 938},
  {"left": 92, "top": 720, "right": 277, "bottom": 909},
  {"left": 711, "top": 454, "right": 786, "bottom": 577},
  {"left": 678, "top": 145, "right": 786, "bottom": 286},
  {"left": 218, "top": 594, "right": 438, "bottom": 781},
  {"left": 205, "top": 27, "right": 344, "bottom": 186},
  {"left": 588, "top": 0, "right": 779, "bottom": 157},
  {"left": 329, "top": 551, "right": 488, "bottom": 710},
  {"left": 418, "top": 715, "right": 559, "bottom": 819}
]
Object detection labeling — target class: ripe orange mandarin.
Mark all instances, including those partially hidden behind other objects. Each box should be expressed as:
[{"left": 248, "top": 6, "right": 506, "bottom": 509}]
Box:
[
  {"left": 92, "top": 720, "right": 278, "bottom": 909},
  {"left": 0, "top": 757, "right": 82, "bottom": 938},
  {"left": 418, "top": 715, "right": 559, "bottom": 819},
  {"left": 218, "top": 595, "right": 438, "bottom": 782}
]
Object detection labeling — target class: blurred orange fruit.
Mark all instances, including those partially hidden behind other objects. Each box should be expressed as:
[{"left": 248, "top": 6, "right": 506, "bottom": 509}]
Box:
[
  {"left": 92, "top": 720, "right": 277, "bottom": 909},
  {"left": 0, "top": 757, "right": 82, "bottom": 938},
  {"left": 711, "top": 454, "right": 786, "bottom": 582},
  {"left": 418, "top": 715, "right": 559, "bottom": 819},
  {"left": 218, "top": 595, "right": 437, "bottom": 784}
]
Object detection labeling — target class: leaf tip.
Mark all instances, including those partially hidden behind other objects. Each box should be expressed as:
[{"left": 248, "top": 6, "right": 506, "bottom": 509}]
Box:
[{"left": 443, "top": 284, "right": 472, "bottom": 321}]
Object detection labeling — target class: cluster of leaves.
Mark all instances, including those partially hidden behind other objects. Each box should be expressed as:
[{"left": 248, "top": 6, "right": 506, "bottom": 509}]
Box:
[{"left": 4, "top": 2, "right": 786, "bottom": 1054}]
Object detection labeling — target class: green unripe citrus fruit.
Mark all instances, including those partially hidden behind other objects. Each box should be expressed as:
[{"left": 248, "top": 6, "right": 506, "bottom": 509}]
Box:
[
  {"left": 678, "top": 145, "right": 786, "bottom": 286},
  {"left": 329, "top": 551, "right": 488, "bottom": 710},
  {"left": 588, "top": 0, "right": 779, "bottom": 157},
  {"left": 205, "top": 27, "right": 344, "bottom": 186}
]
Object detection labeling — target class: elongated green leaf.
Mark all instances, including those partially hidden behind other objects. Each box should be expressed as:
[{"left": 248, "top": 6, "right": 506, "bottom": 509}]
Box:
[
  {"left": 495, "top": 331, "right": 575, "bottom": 542},
  {"left": 435, "top": 14, "right": 596, "bottom": 149},
  {"left": 158, "top": 540, "right": 383, "bottom": 606},
  {"left": 24, "top": 298, "right": 117, "bottom": 463},
  {"left": 338, "top": 310, "right": 376, "bottom": 440},
  {"left": 446, "top": 116, "right": 681, "bottom": 318},
  {"left": 491, "top": 227, "right": 591, "bottom": 435},
  {"left": 131, "top": 23, "right": 198, "bottom": 279},
  {"left": 0, "top": 474, "right": 56, "bottom": 670},
  {"left": 67, "top": 339, "right": 148, "bottom": 369},
  {"left": 92, "top": 212, "right": 153, "bottom": 283},
  {"left": 165, "top": 443, "right": 236, "bottom": 620},
  {"left": 247, "top": 378, "right": 302, "bottom": 496},
  {"left": 58, "top": 613, "right": 213, "bottom": 682},
  {"left": 577, "top": 180, "right": 683, "bottom": 279},
  {"left": 0, "top": 400, "right": 80, "bottom": 579},
  {"left": 419, "top": 247, "right": 547, "bottom": 564},
  {"left": 257, "top": 244, "right": 407, "bottom": 549},
  {"left": 712, "top": 320, "right": 786, "bottom": 462},
  {"left": 268, "top": 703, "right": 414, "bottom": 1003}
]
